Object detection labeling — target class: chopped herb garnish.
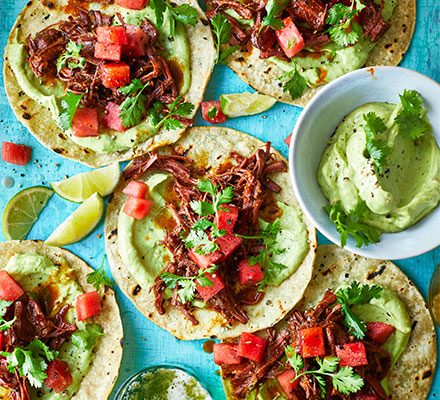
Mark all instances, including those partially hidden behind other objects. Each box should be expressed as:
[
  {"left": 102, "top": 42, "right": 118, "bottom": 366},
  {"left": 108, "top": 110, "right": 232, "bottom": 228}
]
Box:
[
  {"left": 59, "top": 91, "right": 84, "bottom": 131},
  {"left": 395, "top": 89, "right": 430, "bottom": 140},
  {"left": 207, "top": 106, "right": 218, "bottom": 119},
  {"left": 278, "top": 61, "right": 307, "bottom": 101},
  {"left": 211, "top": 13, "right": 240, "bottom": 64},
  {"left": 260, "top": 0, "right": 284, "bottom": 31},
  {"left": 150, "top": 96, "right": 194, "bottom": 131},
  {"left": 238, "top": 219, "right": 287, "bottom": 290},
  {"left": 291, "top": 355, "right": 364, "bottom": 398},
  {"left": 285, "top": 345, "right": 303, "bottom": 373},
  {"left": 86, "top": 256, "right": 114, "bottom": 291},
  {"left": 1, "top": 340, "right": 58, "bottom": 388},
  {"left": 0, "top": 300, "right": 15, "bottom": 331},
  {"left": 71, "top": 323, "right": 104, "bottom": 350},
  {"left": 326, "top": 0, "right": 366, "bottom": 47},
  {"left": 336, "top": 281, "right": 382, "bottom": 338},
  {"left": 161, "top": 265, "right": 218, "bottom": 303},
  {"left": 325, "top": 201, "right": 381, "bottom": 248},
  {"left": 150, "top": 0, "right": 198, "bottom": 35},
  {"left": 118, "top": 78, "right": 150, "bottom": 128},
  {"left": 56, "top": 40, "right": 86, "bottom": 73},
  {"left": 190, "top": 180, "right": 233, "bottom": 217},
  {"left": 182, "top": 221, "right": 226, "bottom": 255},
  {"left": 363, "top": 112, "right": 392, "bottom": 174}
]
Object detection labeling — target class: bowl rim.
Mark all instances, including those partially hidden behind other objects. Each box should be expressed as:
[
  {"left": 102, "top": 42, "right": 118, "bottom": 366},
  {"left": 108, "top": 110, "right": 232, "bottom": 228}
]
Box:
[{"left": 288, "top": 66, "right": 440, "bottom": 260}]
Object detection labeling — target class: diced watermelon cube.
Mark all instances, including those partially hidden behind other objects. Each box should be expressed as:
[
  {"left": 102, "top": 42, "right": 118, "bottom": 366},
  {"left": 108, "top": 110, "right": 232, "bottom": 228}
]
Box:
[
  {"left": 1, "top": 142, "right": 32, "bottom": 166},
  {"left": 188, "top": 248, "right": 222, "bottom": 269},
  {"left": 124, "top": 25, "right": 148, "bottom": 58},
  {"left": 102, "top": 101, "right": 128, "bottom": 132},
  {"left": 100, "top": 62, "right": 130, "bottom": 88},
  {"left": 238, "top": 332, "right": 268, "bottom": 363},
  {"left": 196, "top": 271, "right": 225, "bottom": 301},
  {"left": 284, "top": 133, "right": 292, "bottom": 146},
  {"left": 45, "top": 360, "right": 73, "bottom": 393},
  {"left": 72, "top": 107, "right": 99, "bottom": 137},
  {"left": 238, "top": 259, "right": 264, "bottom": 285},
  {"left": 94, "top": 43, "right": 122, "bottom": 62},
  {"left": 96, "top": 26, "right": 128, "bottom": 45},
  {"left": 123, "top": 196, "right": 152, "bottom": 220},
  {"left": 216, "top": 204, "right": 239, "bottom": 233},
  {"left": 123, "top": 181, "right": 149, "bottom": 199},
  {"left": 276, "top": 17, "right": 305, "bottom": 58},
  {"left": 76, "top": 291, "right": 102, "bottom": 321},
  {"left": 201, "top": 101, "right": 227, "bottom": 124},
  {"left": 116, "top": 0, "right": 147, "bottom": 10},
  {"left": 365, "top": 322, "right": 395, "bottom": 345},
  {"left": 0, "top": 271, "right": 24, "bottom": 302},
  {"left": 213, "top": 343, "right": 242, "bottom": 365},
  {"left": 277, "top": 369, "right": 298, "bottom": 398},
  {"left": 335, "top": 342, "right": 368, "bottom": 367},
  {"left": 299, "top": 327, "right": 326, "bottom": 358},
  {"left": 216, "top": 233, "right": 243, "bottom": 261}
]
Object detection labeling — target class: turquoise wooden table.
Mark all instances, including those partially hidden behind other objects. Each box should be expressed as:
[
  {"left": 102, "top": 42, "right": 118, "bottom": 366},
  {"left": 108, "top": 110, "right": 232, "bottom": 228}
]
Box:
[{"left": 0, "top": 1, "right": 439, "bottom": 398}]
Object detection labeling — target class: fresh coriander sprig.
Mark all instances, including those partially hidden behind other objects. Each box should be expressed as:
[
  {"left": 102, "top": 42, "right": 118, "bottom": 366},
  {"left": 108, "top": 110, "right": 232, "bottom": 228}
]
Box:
[
  {"left": 363, "top": 112, "right": 392, "bottom": 174},
  {"left": 150, "top": 0, "right": 198, "bottom": 36},
  {"left": 182, "top": 220, "right": 227, "bottom": 255},
  {"left": 395, "top": 89, "right": 430, "bottom": 140},
  {"left": 290, "top": 355, "right": 364, "bottom": 398},
  {"left": 56, "top": 40, "right": 86, "bottom": 73},
  {"left": 325, "top": 201, "right": 380, "bottom": 248},
  {"left": 326, "top": 0, "right": 366, "bottom": 47},
  {"left": 0, "top": 300, "right": 15, "bottom": 331},
  {"left": 285, "top": 345, "right": 303, "bottom": 373},
  {"left": 260, "top": 0, "right": 284, "bottom": 31},
  {"left": 336, "top": 281, "right": 382, "bottom": 338},
  {"left": 86, "top": 256, "right": 114, "bottom": 291},
  {"left": 207, "top": 106, "right": 219, "bottom": 120},
  {"left": 150, "top": 96, "right": 194, "bottom": 131},
  {"left": 211, "top": 13, "right": 241, "bottom": 64},
  {"left": 59, "top": 91, "right": 84, "bottom": 131},
  {"left": 118, "top": 79, "right": 150, "bottom": 128},
  {"left": 1, "top": 340, "right": 58, "bottom": 388},
  {"left": 238, "top": 219, "right": 287, "bottom": 290},
  {"left": 277, "top": 61, "right": 307, "bottom": 101},
  {"left": 161, "top": 265, "right": 218, "bottom": 303},
  {"left": 190, "top": 180, "right": 233, "bottom": 217}
]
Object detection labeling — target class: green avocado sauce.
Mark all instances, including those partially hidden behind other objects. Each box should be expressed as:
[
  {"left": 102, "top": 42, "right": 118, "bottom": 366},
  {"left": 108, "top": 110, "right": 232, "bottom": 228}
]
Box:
[
  {"left": 317, "top": 102, "right": 440, "bottom": 233},
  {"left": 117, "top": 368, "right": 211, "bottom": 400},
  {"left": 245, "top": 284, "right": 411, "bottom": 399},
  {"left": 117, "top": 172, "right": 309, "bottom": 305},
  {"left": 6, "top": 3, "right": 191, "bottom": 154},
  {"left": 3, "top": 254, "right": 103, "bottom": 400}
]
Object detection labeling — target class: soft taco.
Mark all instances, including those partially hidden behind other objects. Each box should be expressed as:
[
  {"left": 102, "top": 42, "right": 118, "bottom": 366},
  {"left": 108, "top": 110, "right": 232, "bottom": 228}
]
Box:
[
  {"left": 203, "top": 0, "right": 415, "bottom": 107},
  {"left": 0, "top": 240, "right": 123, "bottom": 400},
  {"left": 104, "top": 126, "right": 317, "bottom": 340},
  {"left": 216, "top": 245, "right": 436, "bottom": 400},
  {"left": 3, "top": 0, "right": 215, "bottom": 167}
]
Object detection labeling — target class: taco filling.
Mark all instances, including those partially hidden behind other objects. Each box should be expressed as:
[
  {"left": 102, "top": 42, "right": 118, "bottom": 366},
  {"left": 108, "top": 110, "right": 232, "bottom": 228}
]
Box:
[
  {"left": 117, "top": 142, "right": 309, "bottom": 326},
  {"left": 204, "top": 0, "right": 397, "bottom": 100},
  {"left": 216, "top": 281, "right": 411, "bottom": 399},
  {"left": 7, "top": 1, "right": 198, "bottom": 154},
  {"left": 0, "top": 254, "right": 105, "bottom": 400}
]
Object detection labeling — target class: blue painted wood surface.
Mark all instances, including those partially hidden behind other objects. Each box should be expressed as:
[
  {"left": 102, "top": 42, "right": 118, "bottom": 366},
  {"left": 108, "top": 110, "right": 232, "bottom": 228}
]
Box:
[{"left": 0, "top": 0, "right": 439, "bottom": 398}]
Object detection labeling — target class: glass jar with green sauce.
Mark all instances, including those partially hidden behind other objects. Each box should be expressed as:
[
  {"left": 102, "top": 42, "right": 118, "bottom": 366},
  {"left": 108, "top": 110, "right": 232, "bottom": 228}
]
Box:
[{"left": 115, "top": 365, "right": 213, "bottom": 400}]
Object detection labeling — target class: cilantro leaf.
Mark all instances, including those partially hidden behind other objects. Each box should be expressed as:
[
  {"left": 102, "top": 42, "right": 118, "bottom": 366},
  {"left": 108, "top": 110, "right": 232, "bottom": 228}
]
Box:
[
  {"left": 395, "top": 89, "right": 430, "bottom": 140},
  {"left": 71, "top": 323, "right": 104, "bottom": 350},
  {"left": 325, "top": 201, "right": 380, "bottom": 248},
  {"left": 207, "top": 106, "right": 218, "bottom": 119},
  {"left": 278, "top": 61, "right": 307, "bottom": 101},
  {"left": 56, "top": 40, "right": 86, "bottom": 73},
  {"left": 86, "top": 256, "right": 114, "bottom": 291},
  {"left": 363, "top": 112, "right": 392, "bottom": 174},
  {"left": 154, "top": 96, "right": 194, "bottom": 131},
  {"left": 150, "top": 0, "right": 168, "bottom": 28},
  {"left": 285, "top": 346, "right": 303, "bottom": 374},
  {"left": 336, "top": 281, "right": 382, "bottom": 338},
  {"left": 118, "top": 79, "right": 150, "bottom": 128},
  {"left": 291, "top": 356, "right": 364, "bottom": 397},
  {"left": 169, "top": 4, "right": 198, "bottom": 26},
  {"left": 191, "top": 181, "right": 233, "bottom": 217},
  {"left": 211, "top": 13, "right": 236, "bottom": 64},
  {"left": 260, "top": 0, "right": 284, "bottom": 31},
  {"left": 0, "top": 300, "right": 15, "bottom": 331},
  {"left": 184, "top": 229, "right": 220, "bottom": 255},
  {"left": 161, "top": 265, "right": 218, "bottom": 303},
  {"left": 59, "top": 91, "right": 84, "bottom": 131},
  {"left": 1, "top": 340, "right": 58, "bottom": 388}
]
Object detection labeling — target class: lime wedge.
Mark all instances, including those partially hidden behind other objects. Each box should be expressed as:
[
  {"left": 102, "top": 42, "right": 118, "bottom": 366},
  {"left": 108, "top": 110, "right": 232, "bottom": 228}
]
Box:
[
  {"left": 51, "top": 163, "right": 120, "bottom": 203},
  {"left": 220, "top": 92, "right": 277, "bottom": 118},
  {"left": 46, "top": 192, "right": 104, "bottom": 246},
  {"left": 3, "top": 186, "right": 54, "bottom": 240}
]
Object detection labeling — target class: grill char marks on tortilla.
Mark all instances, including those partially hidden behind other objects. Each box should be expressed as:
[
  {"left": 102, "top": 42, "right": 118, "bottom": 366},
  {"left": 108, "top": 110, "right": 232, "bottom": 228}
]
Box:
[
  {"left": 0, "top": 295, "right": 77, "bottom": 400},
  {"left": 123, "top": 143, "right": 288, "bottom": 326},
  {"left": 221, "top": 290, "right": 392, "bottom": 399},
  {"left": 25, "top": 8, "right": 184, "bottom": 114}
]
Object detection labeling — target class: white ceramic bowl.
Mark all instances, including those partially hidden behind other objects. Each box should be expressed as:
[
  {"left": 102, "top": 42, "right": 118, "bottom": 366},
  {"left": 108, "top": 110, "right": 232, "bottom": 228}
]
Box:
[{"left": 289, "top": 66, "right": 440, "bottom": 260}]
